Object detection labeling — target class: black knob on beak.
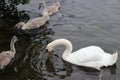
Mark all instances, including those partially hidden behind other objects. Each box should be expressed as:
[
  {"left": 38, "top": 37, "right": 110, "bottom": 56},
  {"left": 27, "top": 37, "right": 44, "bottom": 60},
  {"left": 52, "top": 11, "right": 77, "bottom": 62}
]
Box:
[{"left": 46, "top": 49, "right": 51, "bottom": 56}]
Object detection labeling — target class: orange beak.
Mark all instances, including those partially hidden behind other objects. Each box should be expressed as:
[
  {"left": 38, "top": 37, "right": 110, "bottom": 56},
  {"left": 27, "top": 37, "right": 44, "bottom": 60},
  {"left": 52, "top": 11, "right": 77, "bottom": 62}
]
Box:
[
  {"left": 46, "top": 49, "right": 51, "bottom": 56},
  {"left": 48, "top": 51, "right": 51, "bottom": 56}
]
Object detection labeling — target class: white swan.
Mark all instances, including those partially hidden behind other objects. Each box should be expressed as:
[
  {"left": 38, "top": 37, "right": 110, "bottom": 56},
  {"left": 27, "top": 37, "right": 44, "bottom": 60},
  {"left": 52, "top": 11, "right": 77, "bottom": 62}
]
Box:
[
  {"left": 0, "top": 36, "right": 17, "bottom": 69},
  {"left": 46, "top": 39, "right": 118, "bottom": 70},
  {"left": 15, "top": 4, "right": 49, "bottom": 30},
  {"left": 40, "top": 1, "right": 60, "bottom": 16}
]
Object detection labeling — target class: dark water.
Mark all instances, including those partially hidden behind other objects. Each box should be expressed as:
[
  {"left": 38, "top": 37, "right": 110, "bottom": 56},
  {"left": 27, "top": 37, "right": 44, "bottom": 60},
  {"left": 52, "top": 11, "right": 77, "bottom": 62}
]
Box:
[{"left": 0, "top": 0, "right": 120, "bottom": 80}]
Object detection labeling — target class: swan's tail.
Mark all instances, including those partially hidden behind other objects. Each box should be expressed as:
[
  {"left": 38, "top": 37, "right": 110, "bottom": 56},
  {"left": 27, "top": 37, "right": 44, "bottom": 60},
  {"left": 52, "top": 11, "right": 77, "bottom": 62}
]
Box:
[{"left": 112, "top": 51, "right": 118, "bottom": 65}]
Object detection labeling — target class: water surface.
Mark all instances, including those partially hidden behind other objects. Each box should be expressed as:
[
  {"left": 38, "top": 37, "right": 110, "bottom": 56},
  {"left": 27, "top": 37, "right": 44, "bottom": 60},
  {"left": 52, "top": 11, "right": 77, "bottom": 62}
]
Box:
[{"left": 0, "top": 0, "right": 120, "bottom": 80}]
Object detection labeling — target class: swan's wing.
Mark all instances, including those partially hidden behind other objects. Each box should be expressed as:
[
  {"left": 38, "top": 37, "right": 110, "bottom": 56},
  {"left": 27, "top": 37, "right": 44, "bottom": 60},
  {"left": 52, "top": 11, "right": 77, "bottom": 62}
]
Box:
[
  {"left": 25, "top": 18, "right": 43, "bottom": 29},
  {"left": 26, "top": 17, "right": 48, "bottom": 29},
  {"left": 67, "top": 46, "right": 104, "bottom": 63}
]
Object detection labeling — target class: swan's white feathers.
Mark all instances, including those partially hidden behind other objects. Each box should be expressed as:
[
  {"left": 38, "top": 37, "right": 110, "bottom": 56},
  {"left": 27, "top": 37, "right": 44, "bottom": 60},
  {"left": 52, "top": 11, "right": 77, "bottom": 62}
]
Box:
[
  {"left": 66, "top": 46, "right": 103, "bottom": 63},
  {"left": 46, "top": 39, "right": 118, "bottom": 70}
]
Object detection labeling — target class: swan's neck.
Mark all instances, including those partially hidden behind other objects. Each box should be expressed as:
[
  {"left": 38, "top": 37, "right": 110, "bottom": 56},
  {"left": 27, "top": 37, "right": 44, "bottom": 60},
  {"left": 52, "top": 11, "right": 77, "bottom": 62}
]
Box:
[
  {"left": 10, "top": 36, "right": 17, "bottom": 53},
  {"left": 41, "top": 1, "right": 46, "bottom": 15},
  {"left": 50, "top": 39, "right": 73, "bottom": 60},
  {"left": 42, "top": 1, "right": 46, "bottom": 11}
]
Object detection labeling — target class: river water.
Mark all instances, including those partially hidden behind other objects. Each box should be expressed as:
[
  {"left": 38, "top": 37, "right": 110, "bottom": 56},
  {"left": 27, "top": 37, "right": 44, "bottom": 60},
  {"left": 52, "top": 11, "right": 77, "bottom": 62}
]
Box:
[{"left": 0, "top": 0, "right": 120, "bottom": 80}]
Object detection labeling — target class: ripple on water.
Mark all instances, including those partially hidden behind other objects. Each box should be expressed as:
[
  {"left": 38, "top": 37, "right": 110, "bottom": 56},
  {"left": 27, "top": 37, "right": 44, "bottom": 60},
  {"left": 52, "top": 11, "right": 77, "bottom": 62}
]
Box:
[{"left": 0, "top": 0, "right": 120, "bottom": 80}]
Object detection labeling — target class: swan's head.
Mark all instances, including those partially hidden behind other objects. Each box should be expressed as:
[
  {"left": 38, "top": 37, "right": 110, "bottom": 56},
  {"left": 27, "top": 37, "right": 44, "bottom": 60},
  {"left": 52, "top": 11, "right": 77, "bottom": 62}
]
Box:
[
  {"left": 14, "top": 22, "right": 24, "bottom": 30},
  {"left": 39, "top": 1, "right": 46, "bottom": 10},
  {"left": 46, "top": 39, "right": 72, "bottom": 56},
  {"left": 39, "top": 1, "right": 49, "bottom": 16},
  {"left": 0, "top": 51, "right": 14, "bottom": 58},
  {"left": 0, "top": 51, "right": 15, "bottom": 69},
  {"left": 55, "top": 2, "right": 61, "bottom": 8},
  {"left": 46, "top": 42, "right": 55, "bottom": 55}
]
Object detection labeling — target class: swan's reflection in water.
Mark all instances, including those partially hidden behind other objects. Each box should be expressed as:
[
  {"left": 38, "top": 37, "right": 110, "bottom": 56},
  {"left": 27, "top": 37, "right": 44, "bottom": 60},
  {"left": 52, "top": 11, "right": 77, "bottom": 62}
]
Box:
[
  {"left": 30, "top": 47, "right": 73, "bottom": 80},
  {"left": 100, "top": 65, "right": 116, "bottom": 80},
  {"left": 64, "top": 63, "right": 116, "bottom": 80}
]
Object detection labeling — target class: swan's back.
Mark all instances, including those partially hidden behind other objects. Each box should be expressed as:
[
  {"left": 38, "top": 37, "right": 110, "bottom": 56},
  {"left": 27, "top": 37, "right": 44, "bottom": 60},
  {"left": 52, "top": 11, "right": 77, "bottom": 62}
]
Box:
[
  {"left": 67, "top": 46, "right": 104, "bottom": 61},
  {"left": 23, "top": 15, "right": 49, "bottom": 30},
  {"left": 0, "top": 51, "right": 14, "bottom": 69},
  {"left": 75, "top": 46, "right": 104, "bottom": 53},
  {"left": 46, "top": 2, "right": 60, "bottom": 16},
  {"left": 65, "top": 46, "right": 106, "bottom": 69},
  {"left": 66, "top": 46, "right": 118, "bottom": 70}
]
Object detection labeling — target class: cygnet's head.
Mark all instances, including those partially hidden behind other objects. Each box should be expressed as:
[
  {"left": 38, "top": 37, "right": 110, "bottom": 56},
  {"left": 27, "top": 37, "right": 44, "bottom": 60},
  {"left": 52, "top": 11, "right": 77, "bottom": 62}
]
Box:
[
  {"left": 14, "top": 22, "right": 24, "bottom": 30},
  {"left": 0, "top": 51, "right": 15, "bottom": 69},
  {"left": 39, "top": 1, "right": 46, "bottom": 10},
  {"left": 0, "top": 51, "right": 14, "bottom": 58},
  {"left": 55, "top": 2, "right": 61, "bottom": 8}
]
